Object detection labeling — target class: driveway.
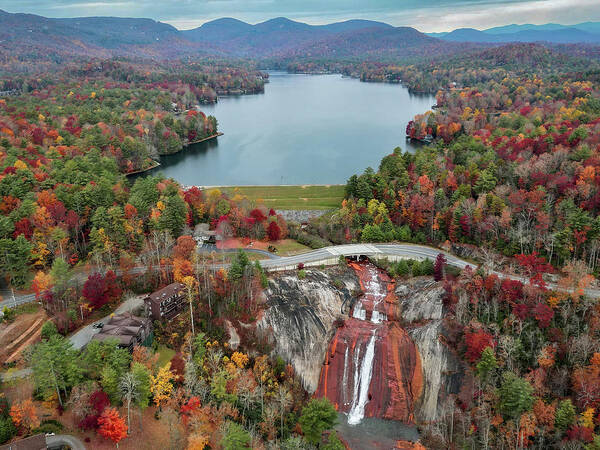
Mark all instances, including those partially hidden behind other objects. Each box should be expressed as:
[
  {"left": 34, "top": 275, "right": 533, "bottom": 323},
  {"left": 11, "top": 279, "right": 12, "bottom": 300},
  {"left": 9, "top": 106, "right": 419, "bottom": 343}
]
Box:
[
  {"left": 68, "top": 295, "right": 145, "bottom": 350},
  {"left": 46, "top": 434, "right": 86, "bottom": 450}
]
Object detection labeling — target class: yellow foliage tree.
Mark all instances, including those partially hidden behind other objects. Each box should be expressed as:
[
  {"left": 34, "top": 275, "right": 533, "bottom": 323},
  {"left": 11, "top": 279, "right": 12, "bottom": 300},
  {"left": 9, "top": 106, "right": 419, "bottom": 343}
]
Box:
[
  {"left": 151, "top": 363, "right": 175, "bottom": 408},
  {"left": 187, "top": 433, "right": 209, "bottom": 450}
]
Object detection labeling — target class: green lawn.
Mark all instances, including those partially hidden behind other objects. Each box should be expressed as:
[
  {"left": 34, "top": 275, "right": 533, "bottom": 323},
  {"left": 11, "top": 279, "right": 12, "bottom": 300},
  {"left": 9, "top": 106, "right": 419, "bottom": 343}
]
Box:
[
  {"left": 218, "top": 185, "right": 345, "bottom": 210},
  {"left": 272, "top": 240, "right": 312, "bottom": 256},
  {"left": 156, "top": 345, "right": 176, "bottom": 367}
]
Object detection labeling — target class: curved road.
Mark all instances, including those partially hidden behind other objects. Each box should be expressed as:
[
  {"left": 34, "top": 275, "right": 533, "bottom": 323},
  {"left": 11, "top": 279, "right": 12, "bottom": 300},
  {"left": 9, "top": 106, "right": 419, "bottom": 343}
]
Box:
[
  {"left": 46, "top": 434, "right": 86, "bottom": 450},
  {"left": 2, "top": 243, "right": 599, "bottom": 310}
]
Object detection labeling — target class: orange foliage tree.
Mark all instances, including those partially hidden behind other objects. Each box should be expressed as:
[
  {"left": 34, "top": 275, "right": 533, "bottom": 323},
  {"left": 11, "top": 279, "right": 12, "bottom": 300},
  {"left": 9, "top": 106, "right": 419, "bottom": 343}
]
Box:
[
  {"left": 97, "top": 407, "right": 128, "bottom": 446},
  {"left": 10, "top": 399, "right": 40, "bottom": 433}
]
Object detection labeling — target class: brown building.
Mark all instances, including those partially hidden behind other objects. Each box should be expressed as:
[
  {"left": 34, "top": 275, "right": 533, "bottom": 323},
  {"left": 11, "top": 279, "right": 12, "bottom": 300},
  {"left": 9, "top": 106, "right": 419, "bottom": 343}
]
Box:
[
  {"left": 144, "top": 282, "right": 186, "bottom": 320},
  {"left": 91, "top": 313, "right": 152, "bottom": 350},
  {"left": 0, "top": 434, "right": 46, "bottom": 450}
]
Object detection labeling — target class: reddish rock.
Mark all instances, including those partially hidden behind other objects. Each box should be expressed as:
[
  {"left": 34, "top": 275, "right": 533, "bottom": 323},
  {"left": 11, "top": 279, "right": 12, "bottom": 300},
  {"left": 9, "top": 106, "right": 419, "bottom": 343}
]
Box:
[{"left": 315, "top": 261, "right": 423, "bottom": 424}]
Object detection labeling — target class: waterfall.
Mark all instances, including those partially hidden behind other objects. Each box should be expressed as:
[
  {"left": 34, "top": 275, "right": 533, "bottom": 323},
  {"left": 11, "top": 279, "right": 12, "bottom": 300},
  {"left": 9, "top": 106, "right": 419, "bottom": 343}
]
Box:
[
  {"left": 342, "top": 346, "right": 350, "bottom": 407},
  {"left": 347, "top": 330, "right": 376, "bottom": 425},
  {"left": 371, "top": 311, "right": 387, "bottom": 323},
  {"left": 315, "top": 261, "right": 422, "bottom": 427}
]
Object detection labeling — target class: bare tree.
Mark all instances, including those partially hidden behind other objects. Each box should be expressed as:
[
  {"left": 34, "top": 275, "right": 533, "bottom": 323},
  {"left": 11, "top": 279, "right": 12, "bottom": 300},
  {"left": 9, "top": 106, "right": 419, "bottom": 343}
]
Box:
[{"left": 119, "top": 372, "right": 139, "bottom": 433}]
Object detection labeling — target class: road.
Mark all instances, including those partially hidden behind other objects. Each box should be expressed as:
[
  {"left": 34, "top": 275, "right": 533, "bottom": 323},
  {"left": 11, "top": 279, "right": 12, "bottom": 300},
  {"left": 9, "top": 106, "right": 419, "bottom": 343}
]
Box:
[
  {"left": 2, "top": 243, "right": 599, "bottom": 312},
  {"left": 46, "top": 434, "right": 86, "bottom": 450},
  {"left": 0, "top": 245, "right": 276, "bottom": 311}
]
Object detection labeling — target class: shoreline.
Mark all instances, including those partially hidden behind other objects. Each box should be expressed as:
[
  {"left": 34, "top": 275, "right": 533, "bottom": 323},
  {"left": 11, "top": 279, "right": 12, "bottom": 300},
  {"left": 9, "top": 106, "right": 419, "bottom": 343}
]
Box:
[
  {"left": 184, "top": 131, "right": 224, "bottom": 147},
  {"left": 185, "top": 183, "right": 345, "bottom": 189},
  {"left": 124, "top": 160, "right": 161, "bottom": 176},
  {"left": 125, "top": 132, "right": 224, "bottom": 176}
]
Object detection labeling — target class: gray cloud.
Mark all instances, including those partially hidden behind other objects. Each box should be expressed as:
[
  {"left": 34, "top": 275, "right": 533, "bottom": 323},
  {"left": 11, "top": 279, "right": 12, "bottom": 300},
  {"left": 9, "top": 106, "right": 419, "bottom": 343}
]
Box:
[{"left": 1, "top": 0, "right": 599, "bottom": 31}]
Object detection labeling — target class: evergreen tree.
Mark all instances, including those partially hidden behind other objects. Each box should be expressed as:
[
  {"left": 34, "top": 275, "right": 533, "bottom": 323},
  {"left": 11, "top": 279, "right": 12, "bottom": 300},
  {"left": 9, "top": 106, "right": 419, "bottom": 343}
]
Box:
[
  {"left": 299, "top": 398, "right": 338, "bottom": 445},
  {"left": 158, "top": 194, "right": 187, "bottom": 237},
  {"left": 555, "top": 399, "right": 576, "bottom": 432},
  {"left": 498, "top": 372, "right": 534, "bottom": 420},
  {"left": 220, "top": 421, "right": 250, "bottom": 449},
  {"left": 476, "top": 346, "right": 497, "bottom": 384}
]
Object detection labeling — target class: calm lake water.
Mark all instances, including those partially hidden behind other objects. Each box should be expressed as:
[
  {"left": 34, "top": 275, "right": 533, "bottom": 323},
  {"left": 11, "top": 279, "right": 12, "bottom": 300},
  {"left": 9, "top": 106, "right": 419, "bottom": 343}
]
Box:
[{"left": 156, "top": 72, "right": 435, "bottom": 185}]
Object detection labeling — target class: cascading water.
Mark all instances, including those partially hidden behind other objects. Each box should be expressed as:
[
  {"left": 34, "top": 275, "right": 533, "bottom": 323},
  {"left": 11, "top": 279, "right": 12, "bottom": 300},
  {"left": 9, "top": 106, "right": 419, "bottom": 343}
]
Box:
[
  {"left": 315, "top": 261, "right": 424, "bottom": 427},
  {"left": 347, "top": 330, "right": 376, "bottom": 424}
]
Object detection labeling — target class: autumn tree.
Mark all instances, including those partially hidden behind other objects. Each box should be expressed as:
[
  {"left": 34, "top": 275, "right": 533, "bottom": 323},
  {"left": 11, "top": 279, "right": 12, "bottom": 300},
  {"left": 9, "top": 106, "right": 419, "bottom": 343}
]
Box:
[
  {"left": 98, "top": 407, "right": 128, "bottom": 447},
  {"left": 433, "top": 253, "right": 446, "bottom": 281},
  {"left": 9, "top": 399, "right": 39, "bottom": 433},
  {"left": 151, "top": 363, "right": 175, "bottom": 409}
]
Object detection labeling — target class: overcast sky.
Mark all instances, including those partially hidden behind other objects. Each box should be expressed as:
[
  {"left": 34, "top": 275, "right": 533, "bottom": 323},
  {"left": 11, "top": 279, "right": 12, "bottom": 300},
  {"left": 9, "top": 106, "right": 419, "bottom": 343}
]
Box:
[{"left": 2, "top": 0, "right": 600, "bottom": 32}]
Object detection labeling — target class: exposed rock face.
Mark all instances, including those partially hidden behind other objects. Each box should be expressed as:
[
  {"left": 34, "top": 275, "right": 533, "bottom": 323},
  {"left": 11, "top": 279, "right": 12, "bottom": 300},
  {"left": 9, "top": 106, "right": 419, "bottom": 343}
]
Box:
[
  {"left": 258, "top": 268, "right": 359, "bottom": 393},
  {"left": 396, "top": 278, "right": 465, "bottom": 422},
  {"left": 262, "top": 264, "right": 464, "bottom": 428},
  {"left": 397, "top": 278, "right": 443, "bottom": 322},
  {"left": 315, "top": 262, "right": 423, "bottom": 425}
]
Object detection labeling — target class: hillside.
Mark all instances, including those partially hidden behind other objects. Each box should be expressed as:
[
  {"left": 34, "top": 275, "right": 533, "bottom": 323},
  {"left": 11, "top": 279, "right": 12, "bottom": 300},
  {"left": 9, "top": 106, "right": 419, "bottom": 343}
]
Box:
[
  {"left": 0, "top": 10, "right": 466, "bottom": 66},
  {"left": 431, "top": 21, "right": 600, "bottom": 44},
  {"left": 0, "top": 9, "right": 208, "bottom": 63}
]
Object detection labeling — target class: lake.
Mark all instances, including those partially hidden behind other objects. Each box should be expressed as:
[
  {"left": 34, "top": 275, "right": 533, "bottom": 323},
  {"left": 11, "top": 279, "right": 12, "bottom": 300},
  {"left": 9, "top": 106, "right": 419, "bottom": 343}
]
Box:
[{"left": 156, "top": 72, "right": 435, "bottom": 185}]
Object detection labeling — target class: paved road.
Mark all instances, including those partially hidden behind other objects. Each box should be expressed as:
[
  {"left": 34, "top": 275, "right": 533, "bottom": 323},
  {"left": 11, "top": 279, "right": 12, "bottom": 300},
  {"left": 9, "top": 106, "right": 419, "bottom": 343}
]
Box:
[
  {"left": 2, "top": 243, "right": 599, "bottom": 312},
  {"left": 46, "top": 434, "right": 86, "bottom": 450}
]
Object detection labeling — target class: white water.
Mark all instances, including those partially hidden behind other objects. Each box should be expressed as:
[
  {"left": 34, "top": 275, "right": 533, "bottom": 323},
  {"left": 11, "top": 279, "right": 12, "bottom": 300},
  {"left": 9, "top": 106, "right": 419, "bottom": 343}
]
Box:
[
  {"left": 353, "top": 304, "right": 366, "bottom": 320},
  {"left": 347, "top": 331, "right": 377, "bottom": 425},
  {"left": 371, "top": 311, "right": 387, "bottom": 324},
  {"left": 343, "top": 264, "right": 392, "bottom": 425},
  {"left": 342, "top": 346, "right": 350, "bottom": 407}
]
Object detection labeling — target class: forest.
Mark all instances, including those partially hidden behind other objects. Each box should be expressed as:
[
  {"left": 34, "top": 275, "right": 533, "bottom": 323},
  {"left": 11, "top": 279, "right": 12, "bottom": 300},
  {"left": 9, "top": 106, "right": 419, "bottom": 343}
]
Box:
[
  {"left": 2, "top": 20, "right": 600, "bottom": 449},
  {"left": 294, "top": 42, "right": 600, "bottom": 449}
]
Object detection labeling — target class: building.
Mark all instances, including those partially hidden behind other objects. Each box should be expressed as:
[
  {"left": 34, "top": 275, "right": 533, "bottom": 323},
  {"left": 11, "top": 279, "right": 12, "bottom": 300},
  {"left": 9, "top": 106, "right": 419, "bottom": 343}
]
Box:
[
  {"left": 193, "top": 223, "right": 217, "bottom": 245},
  {"left": 91, "top": 313, "right": 152, "bottom": 350},
  {"left": 0, "top": 434, "right": 46, "bottom": 450},
  {"left": 144, "top": 282, "right": 186, "bottom": 320}
]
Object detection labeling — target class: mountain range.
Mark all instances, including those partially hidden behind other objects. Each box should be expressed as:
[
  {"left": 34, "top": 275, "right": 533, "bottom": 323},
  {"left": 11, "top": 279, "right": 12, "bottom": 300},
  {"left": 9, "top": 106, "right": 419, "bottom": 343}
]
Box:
[
  {"left": 428, "top": 22, "right": 600, "bottom": 44},
  {"left": 1, "top": 8, "right": 600, "bottom": 65}
]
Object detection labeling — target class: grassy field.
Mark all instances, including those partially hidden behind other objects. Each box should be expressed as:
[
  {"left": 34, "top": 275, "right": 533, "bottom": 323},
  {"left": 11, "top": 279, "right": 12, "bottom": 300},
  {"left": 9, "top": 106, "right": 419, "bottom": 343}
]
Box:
[
  {"left": 218, "top": 185, "right": 345, "bottom": 210},
  {"left": 156, "top": 345, "right": 176, "bottom": 367},
  {"left": 271, "top": 240, "right": 311, "bottom": 256}
]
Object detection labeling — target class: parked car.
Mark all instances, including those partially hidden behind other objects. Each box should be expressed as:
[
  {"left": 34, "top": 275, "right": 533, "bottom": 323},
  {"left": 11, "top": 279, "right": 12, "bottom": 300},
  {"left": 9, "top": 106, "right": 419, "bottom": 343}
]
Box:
[{"left": 92, "top": 322, "right": 104, "bottom": 329}]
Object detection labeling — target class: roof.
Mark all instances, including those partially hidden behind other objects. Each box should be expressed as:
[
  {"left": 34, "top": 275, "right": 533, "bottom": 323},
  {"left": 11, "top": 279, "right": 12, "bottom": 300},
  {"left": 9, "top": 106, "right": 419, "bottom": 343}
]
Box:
[
  {"left": 145, "top": 282, "right": 185, "bottom": 304},
  {"left": 91, "top": 313, "right": 149, "bottom": 346},
  {"left": 194, "top": 223, "right": 216, "bottom": 237},
  {"left": 92, "top": 333, "right": 136, "bottom": 346},
  {"left": 0, "top": 434, "right": 46, "bottom": 450}
]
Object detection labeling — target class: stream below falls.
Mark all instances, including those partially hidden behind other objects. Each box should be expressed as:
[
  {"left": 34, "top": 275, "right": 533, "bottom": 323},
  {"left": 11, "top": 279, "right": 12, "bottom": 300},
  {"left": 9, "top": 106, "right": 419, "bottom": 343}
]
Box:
[{"left": 315, "top": 261, "right": 424, "bottom": 446}]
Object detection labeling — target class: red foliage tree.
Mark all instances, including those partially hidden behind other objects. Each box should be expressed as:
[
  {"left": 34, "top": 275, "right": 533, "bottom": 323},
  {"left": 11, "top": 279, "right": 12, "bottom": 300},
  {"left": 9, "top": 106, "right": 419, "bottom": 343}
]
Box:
[
  {"left": 103, "top": 270, "right": 122, "bottom": 302},
  {"left": 90, "top": 390, "right": 110, "bottom": 415},
  {"left": 267, "top": 221, "right": 281, "bottom": 241},
  {"left": 180, "top": 396, "right": 201, "bottom": 427},
  {"left": 433, "top": 253, "right": 446, "bottom": 281},
  {"left": 170, "top": 353, "right": 186, "bottom": 382},
  {"left": 13, "top": 218, "right": 33, "bottom": 240},
  {"left": 533, "top": 303, "right": 554, "bottom": 328},
  {"left": 566, "top": 426, "right": 594, "bottom": 443},
  {"left": 82, "top": 272, "right": 121, "bottom": 309},
  {"left": 464, "top": 329, "right": 495, "bottom": 363},
  {"left": 82, "top": 273, "right": 108, "bottom": 309},
  {"left": 249, "top": 208, "right": 267, "bottom": 222}
]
